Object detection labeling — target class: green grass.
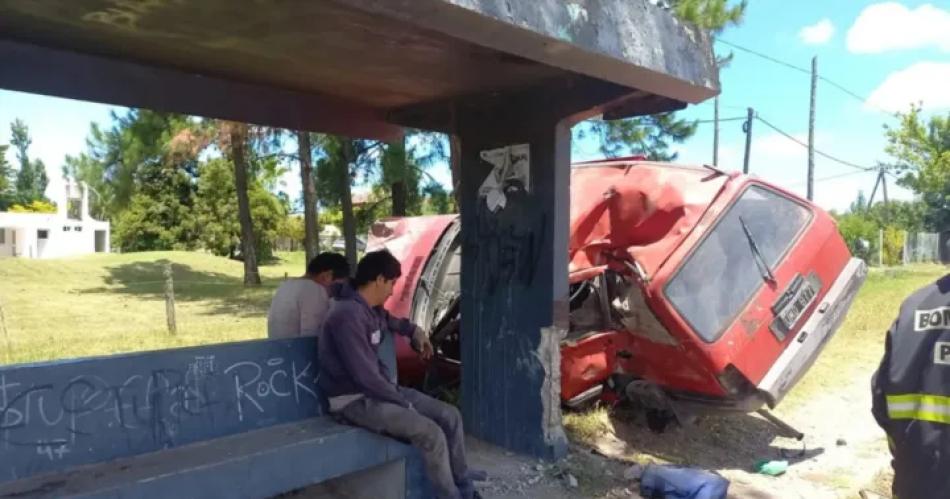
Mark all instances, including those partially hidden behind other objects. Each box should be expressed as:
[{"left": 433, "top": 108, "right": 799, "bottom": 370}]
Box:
[
  {"left": 782, "top": 264, "right": 948, "bottom": 409},
  {"left": 0, "top": 251, "right": 307, "bottom": 364},
  {"left": 563, "top": 405, "right": 613, "bottom": 445},
  {"left": 2, "top": 253, "right": 945, "bottom": 404}
]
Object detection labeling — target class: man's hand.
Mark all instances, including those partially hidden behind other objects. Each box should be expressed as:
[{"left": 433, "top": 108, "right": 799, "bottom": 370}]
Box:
[
  {"left": 412, "top": 327, "right": 434, "bottom": 360},
  {"left": 420, "top": 339, "right": 434, "bottom": 360}
]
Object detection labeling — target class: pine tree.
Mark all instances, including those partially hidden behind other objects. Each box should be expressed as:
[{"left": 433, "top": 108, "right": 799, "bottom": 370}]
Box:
[{"left": 580, "top": 0, "right": 746, "bottom": 160}]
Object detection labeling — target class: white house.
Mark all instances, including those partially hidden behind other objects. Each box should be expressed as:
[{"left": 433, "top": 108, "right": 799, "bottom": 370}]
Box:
[{"left": 0, "top": 182, "right": 110, "bottom": 259}]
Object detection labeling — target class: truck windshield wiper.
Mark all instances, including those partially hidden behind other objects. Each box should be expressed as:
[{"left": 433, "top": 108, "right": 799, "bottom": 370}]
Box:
[{"left": 739, "top": 216, "right": 777, "bottom": 285}]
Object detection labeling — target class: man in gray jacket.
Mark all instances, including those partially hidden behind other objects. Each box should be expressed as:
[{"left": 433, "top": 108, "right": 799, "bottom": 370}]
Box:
[{"left": 319, "top": 250, "right": 480, "bottom": 499}]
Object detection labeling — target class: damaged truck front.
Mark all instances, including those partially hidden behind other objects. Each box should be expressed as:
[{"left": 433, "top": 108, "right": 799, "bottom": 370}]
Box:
[{"left": 367, "top": 157, "right": 867, "bottom": 425}]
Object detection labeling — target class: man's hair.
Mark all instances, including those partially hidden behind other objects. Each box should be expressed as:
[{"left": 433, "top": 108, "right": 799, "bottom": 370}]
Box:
[
  {"left": 353, "top": 250, "right": 402, "bottom": 288},
  {"left": 307, "top": 252, "right": 350, "bottom": 279}
]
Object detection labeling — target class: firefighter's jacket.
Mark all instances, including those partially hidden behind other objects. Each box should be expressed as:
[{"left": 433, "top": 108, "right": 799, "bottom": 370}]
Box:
[{"left": 872, "top": 274, "right": 950, "bottom": 499}]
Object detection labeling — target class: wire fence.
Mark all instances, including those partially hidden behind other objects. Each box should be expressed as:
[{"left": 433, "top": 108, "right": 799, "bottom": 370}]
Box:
[
  {"left": 853, "top": 230, "right": 945, "bottom": 267},
  {"left": 903, "top": 232, "right": 942, "bottom": 265}
]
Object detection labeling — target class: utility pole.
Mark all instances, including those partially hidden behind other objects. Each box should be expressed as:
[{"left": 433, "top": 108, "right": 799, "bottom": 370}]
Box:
[
  {"left": 742, "top": 107, "right": 754, "bottom": 174},
  {"left": 867, "top": 170, "right": 882, "bottom": 212},
  {"left": 881, "top": 166, "right": 890, "bottom": 225},
  {"left": 713, "top": 96, "right": 720, "bottom": 166},
  {"left": 807, "top": 56, "right": 817, "bottom": 201}
]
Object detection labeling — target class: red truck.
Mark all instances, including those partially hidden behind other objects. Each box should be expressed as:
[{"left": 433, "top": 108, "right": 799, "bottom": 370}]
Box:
[{"left": 367, "top": 157, "right": 867, "bottom": 429}]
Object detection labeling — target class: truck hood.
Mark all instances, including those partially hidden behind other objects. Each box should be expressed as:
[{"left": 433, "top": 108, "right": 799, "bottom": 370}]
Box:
[
  {"left": 569, "top": 161, "right": 731, "bottom": 280},
  {"left": 368, "top": 162, "right": 733, "bottom": 287}
]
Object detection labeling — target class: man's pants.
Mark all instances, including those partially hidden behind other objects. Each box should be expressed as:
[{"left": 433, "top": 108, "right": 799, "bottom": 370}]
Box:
[{"left": 338, "top": 388, "right": 474, "bottom": 499}]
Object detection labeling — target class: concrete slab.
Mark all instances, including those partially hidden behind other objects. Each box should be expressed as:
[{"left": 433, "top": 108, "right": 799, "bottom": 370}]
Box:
[
  {"left": 0, "top": 418, "right": 419, "bottom": 499},
  {"left": 0, "top": 0, "right": 717, "bottom": 137}
]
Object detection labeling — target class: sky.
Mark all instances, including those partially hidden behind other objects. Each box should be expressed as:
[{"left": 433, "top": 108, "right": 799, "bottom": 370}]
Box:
[
  {"left": 1, "top": 0, "right": 948, "bottom": 213},
  {"left": 668, "top": 0, "right": 950, "bottom": 211}
]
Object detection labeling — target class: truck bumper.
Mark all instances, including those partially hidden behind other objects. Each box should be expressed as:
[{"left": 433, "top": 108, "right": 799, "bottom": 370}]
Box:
[{"left": 756, "top": 257, "right": 868, "bottom": 407}]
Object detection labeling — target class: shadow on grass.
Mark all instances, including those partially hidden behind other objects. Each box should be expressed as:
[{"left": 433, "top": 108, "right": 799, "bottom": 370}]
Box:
[
  {"left": 80, "top": 259, "right": 287, "bottom": 318},
  {"left": 598, "top": 406, "right": 824, "bottom": 473}
]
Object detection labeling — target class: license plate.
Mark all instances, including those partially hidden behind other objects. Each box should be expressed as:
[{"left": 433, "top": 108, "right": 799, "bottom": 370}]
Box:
[{"left": 777, "top": 274, "right": 820, "bottom": 330}]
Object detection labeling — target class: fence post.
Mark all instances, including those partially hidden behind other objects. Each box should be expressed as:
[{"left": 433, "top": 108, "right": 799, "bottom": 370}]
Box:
[
  {"left": 879, "top": 229, "right": 884, "bottom": 267},
  {"left": 164, "top": 263, "right": 177, "bottom": 335},
  {"left": 0, "top": 298, "right": 11, "bottom": 364},
  {"left": 903, "top": 231, "right": 909, "bottom": 266}
]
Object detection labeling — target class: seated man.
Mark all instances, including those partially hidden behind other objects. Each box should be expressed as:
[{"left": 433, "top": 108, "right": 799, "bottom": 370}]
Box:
[
  {"left": 320, "top": 250, "right": 480, "bottom": 499},
  {"left": 267, "top": 252, "right": 349, "bottom": 339},
  {"left": 328, "top": 269, "right": 423, "bottom": 342}
]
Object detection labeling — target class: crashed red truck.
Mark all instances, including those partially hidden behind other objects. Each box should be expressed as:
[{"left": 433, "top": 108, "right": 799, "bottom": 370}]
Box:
[{"left": 367, "top": 156, "right": 867, "bottom": 430}]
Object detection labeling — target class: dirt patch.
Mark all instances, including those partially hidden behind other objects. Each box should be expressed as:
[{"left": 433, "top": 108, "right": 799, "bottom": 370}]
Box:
[
  {"left": 564, "top": 364, "right": 892, "bottom": 498},
  {"left": 468, "top": 346, "right": 894, "bottom": 498},
  {"left": 468, "top": 438, "right": 639, "bottom": 498}
]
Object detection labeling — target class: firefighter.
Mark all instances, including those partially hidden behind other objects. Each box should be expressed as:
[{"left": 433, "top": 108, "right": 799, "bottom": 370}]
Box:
[{"left": 871, "top": 274, "right": 950, "bottom": 499}]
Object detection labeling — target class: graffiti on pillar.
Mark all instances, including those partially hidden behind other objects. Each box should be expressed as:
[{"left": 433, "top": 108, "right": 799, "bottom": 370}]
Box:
[
  {"left": 477, "top": 144, "right": 530, "bottom": 213},
  {"left": 467, "top": 211, "right": 548, "bottom": 296}
]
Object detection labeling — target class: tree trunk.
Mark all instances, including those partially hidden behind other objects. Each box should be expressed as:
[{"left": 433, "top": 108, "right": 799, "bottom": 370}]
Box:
[
  {"left": 449, "top": 134, "right": 462, "bottom": 211},
  {"left": 297, "top": 131, "right": 320, "bottom": 264},
  {"left": 391, "top": 180, "right": 407, "bottom": 216},
  {"left": 230, "top": 123, "right": 261, "bottom": 286},
  {"left": 340, "top": 141, "right": 358, "bottom": 270}
]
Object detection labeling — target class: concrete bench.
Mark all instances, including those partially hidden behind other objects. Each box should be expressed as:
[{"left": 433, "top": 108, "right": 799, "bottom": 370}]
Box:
[{"left": 0, "top": 338, "right": 430, "bottom": 498}]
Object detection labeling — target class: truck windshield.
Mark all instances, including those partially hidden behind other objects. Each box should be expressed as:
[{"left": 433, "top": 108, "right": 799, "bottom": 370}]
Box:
[{"left": 665, "top": 185, "right": 812, "bottom": 343}]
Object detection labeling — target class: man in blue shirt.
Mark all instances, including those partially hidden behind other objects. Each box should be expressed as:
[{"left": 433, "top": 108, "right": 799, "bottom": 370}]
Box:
[{"left": 320, "top": 250, "right": 480, "bottom": 499}]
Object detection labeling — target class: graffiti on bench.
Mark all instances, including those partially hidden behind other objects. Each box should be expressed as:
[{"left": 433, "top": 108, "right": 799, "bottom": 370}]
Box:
[{"left": 0, "top": 338, "right": 321, "bottom": 482}]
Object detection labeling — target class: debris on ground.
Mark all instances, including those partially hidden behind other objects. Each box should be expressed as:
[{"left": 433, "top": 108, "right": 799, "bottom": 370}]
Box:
[
  {"left": 754, "top": 459, "right": 789, "bottom": 476},
  {"left": 565, "top": 473, "right": 579, "bottom": 488},
  {"left": 467, "top": 438, "right": 639, "bottom": 498}
]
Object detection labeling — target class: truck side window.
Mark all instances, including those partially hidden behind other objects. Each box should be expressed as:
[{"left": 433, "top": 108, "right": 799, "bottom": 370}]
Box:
[{"left": 569, "top": 278, "right": 607, "bottom": 336}]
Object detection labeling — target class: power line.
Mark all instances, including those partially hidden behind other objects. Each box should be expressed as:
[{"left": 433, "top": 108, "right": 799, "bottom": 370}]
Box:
[
  {"left": 789, "top": 169, "right": 871, "bottom": 187},
  {"left": 818, "top": 76, "right": 891, "bottom": 114},
  {"left": 754, "top": 114, "right": 877, "bottom": 172},
  {"left": 819, "top": 170, "right": 873, "bottom": 182},
  {"left": 695, "top": 116, "right": 746, "bottom": 124},
  {"left": 715, "top": 38, "right": 811, "bottom": 76},
  {"left": 715, "top": 38, "right": 890, "bottom": 113}
]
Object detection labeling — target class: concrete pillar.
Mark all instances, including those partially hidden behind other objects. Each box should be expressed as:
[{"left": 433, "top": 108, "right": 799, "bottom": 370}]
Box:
[
  {"left": 455, "top": 98, "right": 576, "bottom": 460},
  {"left": 395, "top": 76, "right": 643, "bottom": 459}
]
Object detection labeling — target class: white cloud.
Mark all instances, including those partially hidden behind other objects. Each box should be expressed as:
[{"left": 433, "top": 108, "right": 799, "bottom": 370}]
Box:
[
  {"left": 867, "top": 62, "right": 950, "bottom": 112},
  {"left": 847, "top": 2, "right": 950, "bottom": 53},
  {"left": 755, "top": 132, "right": 809, "bottom": 159},
  {"left": 799, "top": 19, "right": 835, "bottom": 45}
]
